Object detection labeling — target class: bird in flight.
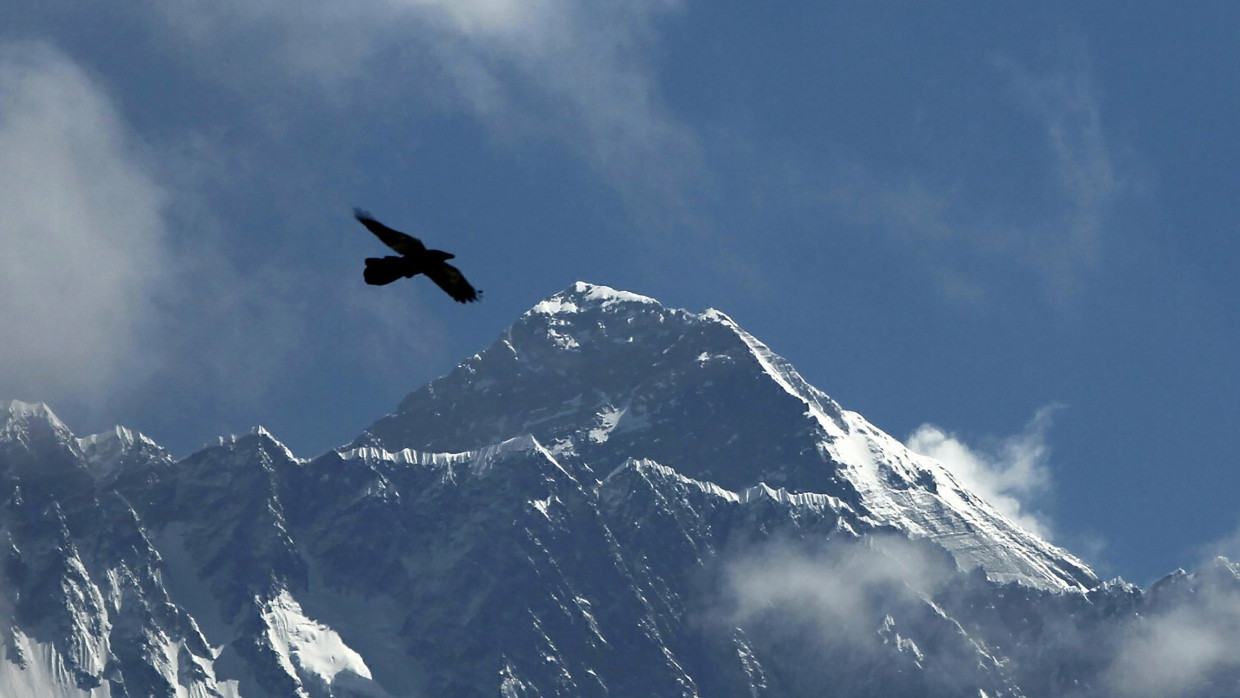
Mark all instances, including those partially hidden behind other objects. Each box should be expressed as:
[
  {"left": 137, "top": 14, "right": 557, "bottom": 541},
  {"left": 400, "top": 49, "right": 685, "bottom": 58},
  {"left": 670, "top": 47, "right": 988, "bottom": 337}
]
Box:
[{"left": 353, "top": 208, "right": 481, "bottom": 303}]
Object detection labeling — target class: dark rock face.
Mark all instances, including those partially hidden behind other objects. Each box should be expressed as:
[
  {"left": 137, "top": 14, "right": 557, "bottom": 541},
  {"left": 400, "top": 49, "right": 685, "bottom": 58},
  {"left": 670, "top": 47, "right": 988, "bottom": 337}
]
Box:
[{"left": 357, "top": 284, "right": 855, "bottom": 498}]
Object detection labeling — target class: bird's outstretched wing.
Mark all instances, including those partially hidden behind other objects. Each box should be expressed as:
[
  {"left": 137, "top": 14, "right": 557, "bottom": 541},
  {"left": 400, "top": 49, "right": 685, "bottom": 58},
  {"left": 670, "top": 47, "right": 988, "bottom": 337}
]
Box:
[
  {"left": 354, "top": 208, "right": 426, "bottom": 256},
  {"left": 426, "top": 262, "right": 482, "bottom": 303}
]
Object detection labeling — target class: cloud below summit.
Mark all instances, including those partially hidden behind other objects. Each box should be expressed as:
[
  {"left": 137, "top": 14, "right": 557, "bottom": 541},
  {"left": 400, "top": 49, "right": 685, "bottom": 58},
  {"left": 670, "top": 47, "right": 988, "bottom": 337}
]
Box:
[{"left": 1104, "top": 561, "right": 1240, "bottom": 697}]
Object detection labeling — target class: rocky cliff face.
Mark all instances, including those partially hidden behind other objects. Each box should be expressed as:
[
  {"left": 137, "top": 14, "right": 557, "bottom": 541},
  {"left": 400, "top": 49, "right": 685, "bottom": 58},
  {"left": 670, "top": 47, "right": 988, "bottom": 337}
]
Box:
[{"left": 0, "top": 283, "right": 1237, "bottom": 697}]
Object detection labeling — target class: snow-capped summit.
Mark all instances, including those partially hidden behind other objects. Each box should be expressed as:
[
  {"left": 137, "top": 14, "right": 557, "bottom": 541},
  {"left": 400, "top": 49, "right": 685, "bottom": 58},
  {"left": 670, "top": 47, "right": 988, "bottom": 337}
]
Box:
[
  {"left": 2, "top": 399, "right": 73, "bottom": 446},
  {"left": 529, "top": 280, "right": 661, "bottom": 318},
  {"left": 78, "top": 425, "right": 170, "bottom": 481},
  {"left": 4, "top": 399, "right": 62, "bottom": 421},
  {"left": 1, "top": 398, "right": 99, "bottom": 502},
  {"left": 358, "top": 282, "right": 1095, "bottom": 590},
  {"left": 357, "top": 280, "right": 849, "bottom": 484}
]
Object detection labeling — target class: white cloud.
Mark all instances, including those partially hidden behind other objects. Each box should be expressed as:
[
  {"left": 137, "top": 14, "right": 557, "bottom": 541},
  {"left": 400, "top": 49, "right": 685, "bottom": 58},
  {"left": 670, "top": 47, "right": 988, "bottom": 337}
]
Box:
[
  {"left": 0, "top": 42, "right": 171, "bottom": 406},
  {"left": 0, "top": 41, "right": 361, "bottom": 433},
  {"left": 906, "top": 405, "right": 1059, "bottom": 538},
  {"left": 722, "top": 535, "right": 954, "bottom": 646},
  {"left": 719, "top": 534, "right": 1240, "bottom": 697},
  {"left": 1104, "top": 563, "right": 1240, "bottom": 697},
  {"left": 148, "top": 0, "right": 697, "bottom": 203}
]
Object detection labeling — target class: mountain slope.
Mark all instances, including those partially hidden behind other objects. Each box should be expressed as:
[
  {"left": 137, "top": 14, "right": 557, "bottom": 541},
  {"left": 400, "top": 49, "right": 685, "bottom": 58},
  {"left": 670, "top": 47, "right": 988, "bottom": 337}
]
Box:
[
  {"left": 2, "top": 284, "right": 1237, "bottom": 697},
  {"left": 357, "top": 282, "right": 1094, "bottom": 590}
]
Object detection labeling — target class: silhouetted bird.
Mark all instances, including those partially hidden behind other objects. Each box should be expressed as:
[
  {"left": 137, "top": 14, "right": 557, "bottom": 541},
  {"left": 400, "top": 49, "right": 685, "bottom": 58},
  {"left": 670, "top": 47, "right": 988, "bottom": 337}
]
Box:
[{"left": 354, "top": 208, "right": 481, "bottom": 303}]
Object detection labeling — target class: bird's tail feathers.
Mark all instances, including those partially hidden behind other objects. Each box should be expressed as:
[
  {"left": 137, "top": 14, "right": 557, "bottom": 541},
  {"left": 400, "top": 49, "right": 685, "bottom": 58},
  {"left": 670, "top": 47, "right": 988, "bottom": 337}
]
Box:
[{"left": 363, "top": 256, "right": 409, "bottom": 286}]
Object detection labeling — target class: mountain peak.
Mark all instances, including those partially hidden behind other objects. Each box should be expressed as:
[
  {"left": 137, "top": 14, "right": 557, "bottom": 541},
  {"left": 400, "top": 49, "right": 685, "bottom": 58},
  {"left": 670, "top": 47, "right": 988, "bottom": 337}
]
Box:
[
  {"left": 5, "top": 399, "right": 61, "bottom": 421},
  {"left": 3, "top": 399, "right": 68, "bottom": 431},
  {"left": 78, "top": 425, "right": 158, "bottom": 453},
  {"left": 212, "top": 425, "right": 302, "bottom": 465},
  {"left": 78, "top": 425, "right": 169, "bottom": 481},
  {"left": 357, "top": 283, "right": 1096, "bottom": 590},
  {"left": 530, "top": 281, "right": 661, "bottom": 317},
  {"left": 2, "top": 399, "right": 75, "bottom": 451}
]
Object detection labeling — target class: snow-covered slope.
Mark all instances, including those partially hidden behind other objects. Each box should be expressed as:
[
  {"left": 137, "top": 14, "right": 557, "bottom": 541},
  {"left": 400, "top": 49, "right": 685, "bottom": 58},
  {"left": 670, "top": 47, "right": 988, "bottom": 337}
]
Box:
[
  {"left": 357, "top": 282, "right": 1094, "bottom": 590},
  {"left": 2, "top": 285, "right": 1238, "bottom": 697},
  {"left": 0, "top": 401, "right": 236, "bottom": 698}
]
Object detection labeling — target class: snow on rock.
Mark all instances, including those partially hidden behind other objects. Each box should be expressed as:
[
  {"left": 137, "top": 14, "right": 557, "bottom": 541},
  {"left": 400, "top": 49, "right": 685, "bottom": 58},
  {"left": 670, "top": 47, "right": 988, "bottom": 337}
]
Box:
[
  {"left": 0, "top": 631, "right": 111, "bottom": 698},
  {"left": 360, "top": 281, "right": 1095, "bottom": 591},
  {"left": 77, "top": 426, "right": 168, "bottom": 481},
  {"left": 338, "top": 433, "right": 569, "bottom": 485},
  {"left": 261, "top": 589, "right": 383, "bottom": 696},
  {"left": 77, "top": 426, "right": 153, "bottom": 454},
  {"left": 530, "top": 282, "right": 659, "bottom": 317},
  {"left": 10, "top": 282, "right": 1240, "bottom": 698},
  {"left": 4, "top": 399, "right": 66, "bottom": 426},
  {"left": 2, "top": 399, "right": 75, "bottom": 447}
]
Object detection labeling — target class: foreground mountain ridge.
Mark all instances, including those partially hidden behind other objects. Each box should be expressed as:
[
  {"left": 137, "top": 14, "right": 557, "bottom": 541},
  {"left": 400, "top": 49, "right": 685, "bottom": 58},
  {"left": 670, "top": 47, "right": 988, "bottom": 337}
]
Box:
[{"left": 0, "top": 282, "right": 1237, "bottom": 697}]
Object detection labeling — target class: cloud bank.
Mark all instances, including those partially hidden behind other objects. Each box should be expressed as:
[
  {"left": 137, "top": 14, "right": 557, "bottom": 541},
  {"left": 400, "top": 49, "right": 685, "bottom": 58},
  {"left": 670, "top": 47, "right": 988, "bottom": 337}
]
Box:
[
  {"left": 714, "top": 535, "right": 1009, "bottom": 696},
  {"left": 717, "top": 532, "right": 1240, "bottom": 697}
]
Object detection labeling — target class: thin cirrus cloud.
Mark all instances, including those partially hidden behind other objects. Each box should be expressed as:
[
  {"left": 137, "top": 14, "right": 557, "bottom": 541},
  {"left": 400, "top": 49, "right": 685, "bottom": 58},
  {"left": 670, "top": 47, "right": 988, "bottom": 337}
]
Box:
[
  {"left": 906, "top": 405, "right": 1060, "bottom": 539},
  {"left": 0, "top": 41, "right": 171, "bottom": 408},
  {"left": 825, "top": 51, "right": 1125, "bottom": 306},
  {"left": 1001, "top": 52, "right": 1123, "bottom": 300}
]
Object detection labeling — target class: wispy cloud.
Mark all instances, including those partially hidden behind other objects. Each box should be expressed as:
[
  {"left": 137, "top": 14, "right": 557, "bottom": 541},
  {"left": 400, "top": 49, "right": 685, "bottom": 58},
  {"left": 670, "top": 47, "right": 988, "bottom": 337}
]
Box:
[
  {"left": 825, "top": 45, "right": 1127, "bottom": 306},
  {"left": 906, "top": 405, "right": 1060, "bottom": 538},
  {"left": 1196, "top": 520, "right": 1240, "bottom": 564},
  {"left": 0, "top": 41, "right": 171, "bottom": 407},
  {"left": 148, "top": 0, "right": 697, "bottom": 205},
  {"left": 0, "top": 40, "right": 440, "bottom": 442},
  {"left": 1104, "top": 560, "right": 1240, "bottom": 697},
  {"left": 999, "top": 48, "right": 1122, "bottom": 300},
  {"left": 722, "top": 535, "right": 953, "bottom": 641},
  {"left": 714, "top": 534, "right": 1009, "bottom": 694},
  {"left": 720, "top": 533, "right": 1240, "bottom": 697}
]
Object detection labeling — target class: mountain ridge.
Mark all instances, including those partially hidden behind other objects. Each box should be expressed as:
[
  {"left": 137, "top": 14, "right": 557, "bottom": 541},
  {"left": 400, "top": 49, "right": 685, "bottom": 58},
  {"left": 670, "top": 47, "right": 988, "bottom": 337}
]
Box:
[
  {"left": 357, "top": 281, "right": 1094, "bottom": 591},
  {"left": 1, "top": 283, "right": 1238, "bottom": 697}
]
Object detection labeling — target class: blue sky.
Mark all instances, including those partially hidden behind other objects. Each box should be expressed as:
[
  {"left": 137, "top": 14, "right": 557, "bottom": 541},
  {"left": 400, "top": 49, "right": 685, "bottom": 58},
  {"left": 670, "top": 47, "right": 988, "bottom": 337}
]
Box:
[{"left": 1, "top": 2, "right": 1237, "bottom": 585}]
